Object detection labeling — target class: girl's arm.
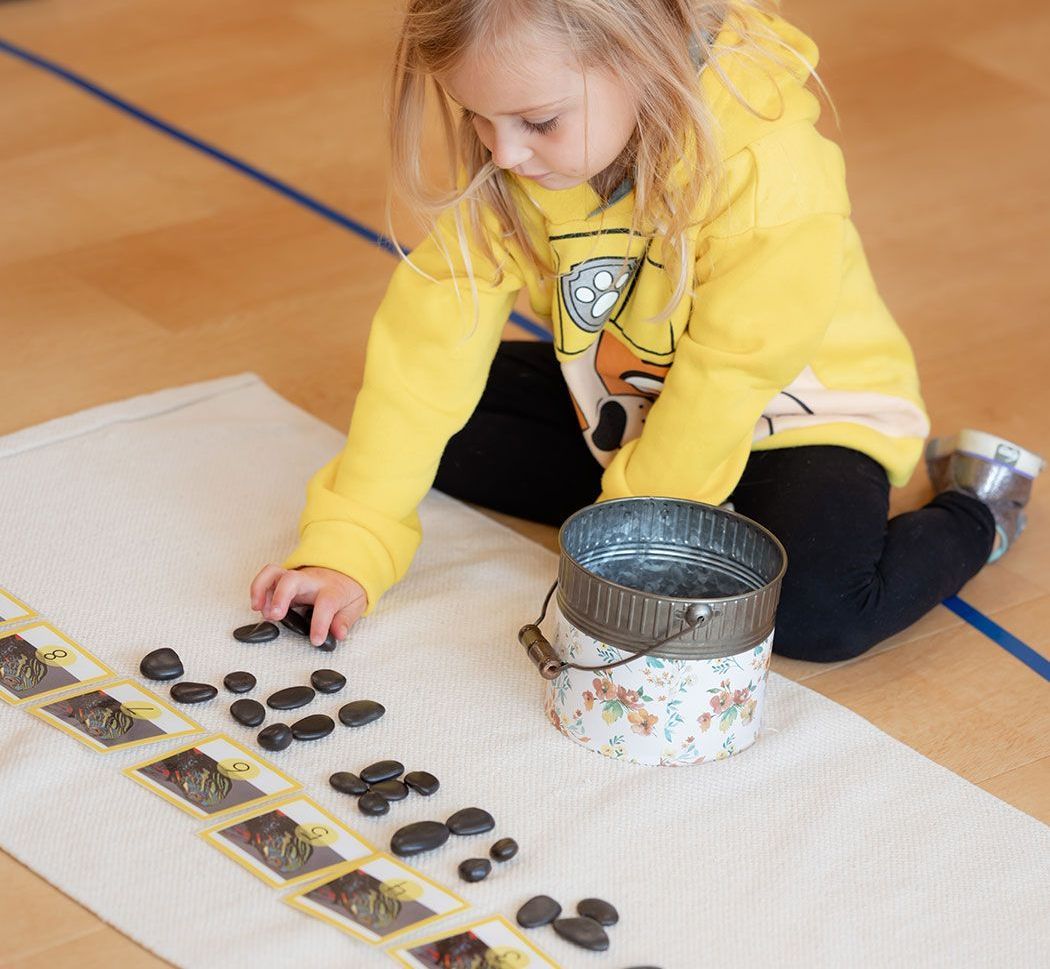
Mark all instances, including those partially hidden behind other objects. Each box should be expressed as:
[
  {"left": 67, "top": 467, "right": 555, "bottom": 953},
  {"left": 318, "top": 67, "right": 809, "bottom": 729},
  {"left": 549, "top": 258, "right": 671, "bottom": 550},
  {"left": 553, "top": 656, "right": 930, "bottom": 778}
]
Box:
[{"left": 282, "top": 203, "right": 524, "bottom": 614}]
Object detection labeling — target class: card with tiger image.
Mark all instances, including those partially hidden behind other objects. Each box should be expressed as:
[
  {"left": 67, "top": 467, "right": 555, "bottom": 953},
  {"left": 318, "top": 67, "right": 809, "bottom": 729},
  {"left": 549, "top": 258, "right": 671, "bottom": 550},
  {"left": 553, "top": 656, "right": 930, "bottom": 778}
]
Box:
[
  {"left": 28, "top": 679, "right": 203, "bottom": 752},
  {"left": 284, "top": 852, "right": 469, "bottom": 946},
  {"left": 200, "top": 795, "right": 376, "bottom": 888}
]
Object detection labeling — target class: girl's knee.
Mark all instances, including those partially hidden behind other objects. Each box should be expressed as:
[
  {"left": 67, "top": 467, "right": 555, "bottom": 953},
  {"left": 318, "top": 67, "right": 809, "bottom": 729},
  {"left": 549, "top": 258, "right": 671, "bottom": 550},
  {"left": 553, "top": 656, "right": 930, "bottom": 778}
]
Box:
[{"left": 772, "top": 598, "right": 879, "bottom": 663}]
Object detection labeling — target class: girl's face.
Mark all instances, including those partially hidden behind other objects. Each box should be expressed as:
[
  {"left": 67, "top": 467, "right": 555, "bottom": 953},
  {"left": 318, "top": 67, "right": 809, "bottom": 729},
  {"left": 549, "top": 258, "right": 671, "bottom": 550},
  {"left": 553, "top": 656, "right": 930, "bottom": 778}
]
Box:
[{"left": 441, "top": 33, "right": 639, "bottom": 191}]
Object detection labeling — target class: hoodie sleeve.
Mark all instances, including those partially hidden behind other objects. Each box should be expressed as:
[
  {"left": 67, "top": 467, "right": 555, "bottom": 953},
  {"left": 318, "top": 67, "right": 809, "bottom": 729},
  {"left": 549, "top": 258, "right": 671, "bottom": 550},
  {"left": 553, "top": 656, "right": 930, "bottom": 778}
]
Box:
[
  {"left": 282, "top": 202, "right": 524, "bottom": 612},
  {"left": 599, "top": 122, "right": 851, "bottom": 505}
]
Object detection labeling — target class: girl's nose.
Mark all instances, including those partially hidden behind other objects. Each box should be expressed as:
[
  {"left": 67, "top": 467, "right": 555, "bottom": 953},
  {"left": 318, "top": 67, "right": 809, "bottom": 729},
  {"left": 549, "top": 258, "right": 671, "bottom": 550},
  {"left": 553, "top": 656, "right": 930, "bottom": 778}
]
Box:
[{"left": 488, "top": 130, "right": 532, "bottom": 171}]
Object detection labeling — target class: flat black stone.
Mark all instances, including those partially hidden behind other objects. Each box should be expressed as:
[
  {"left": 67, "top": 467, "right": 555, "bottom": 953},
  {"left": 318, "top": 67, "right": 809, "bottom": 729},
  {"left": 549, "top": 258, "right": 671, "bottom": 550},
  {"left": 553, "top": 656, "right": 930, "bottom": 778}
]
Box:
[
  {"left": 139, "top": 648, "right": 183, "bottom": 681},
  {"left": 458, "top": 858, "right": 491, "bottom": 883},
  {"left": 516, "top": 895, "right": 561, "bottom": 929},
  {"left": 230, "top": 698, "right": 266, "bottom": 727},
  {"left": 169, "top": 681, "right": 217, "bottom": 704},
  {"left": 553, "top": 917, "right": 609, "bottom": 952},
  {"left": 329, "top": 771, "right": 369, "bottom": 796},
  {"left": 291, "top": 713, "right": 335, "bottom": 741},
  {"left": 279, "top": 608, "right": 312, "bottom": 636},
  {"left": 404, "top": 770, "right": 440, "bottom": 796},
  {"left": 390, "top": 821, "right": 450, "bottom": 857},
  {"left": 371, "top": 779, "right": 408, "bottom": 801},
  {"left": 577, "top": 897, "right": 619, "bottom": 926},
  {"left": 310, "top": 669, "right": 346, "bottom": 694},
  {"left": 266, "top": 685, "right": 315, "bottom": 710},
  {"left": 360, "top": 760, "right": 403, "bottom": 784},
  {"left": 223, "top": 671, "right": 256, "bottom": 693},
  {"left": 338, "top": 700, "right": 385, "bottom": 727},
  {"left": 358, "top": 792, "right": 390, "bottom": 816},
  {"left": 258, "top": 723, "right": 293, "bottom": 751},
  {"left": 315, "top": 631, "right": 337, "bottom": 652},
  {"left": 490, "top": 838, "right": 519, "bottom": 862},
  {"left": 233, "top": 621, "right": 279, "bottom": 643},
  {"left": 447, "top": 807, "right": 495, "bottom": 836}
]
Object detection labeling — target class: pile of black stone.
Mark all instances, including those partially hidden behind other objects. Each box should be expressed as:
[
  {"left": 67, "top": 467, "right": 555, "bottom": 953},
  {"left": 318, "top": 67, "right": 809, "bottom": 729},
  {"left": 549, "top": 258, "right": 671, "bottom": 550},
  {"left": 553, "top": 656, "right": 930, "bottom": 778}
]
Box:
[
  {"left": 329, "top": 760, "right": 439, "bottom": 817},
  {"left": 141, "top": 624, "right": 388, "bottom": 752},
  {"left": 517, "top": 894, "right": 654, "bottom": 961}
]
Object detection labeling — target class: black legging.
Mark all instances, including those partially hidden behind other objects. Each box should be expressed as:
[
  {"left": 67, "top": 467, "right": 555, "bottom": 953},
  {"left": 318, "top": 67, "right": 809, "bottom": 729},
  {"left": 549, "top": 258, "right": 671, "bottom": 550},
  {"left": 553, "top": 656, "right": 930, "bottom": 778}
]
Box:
[{"left": 435, "top": 341, "right": 995, "bottom": 663}]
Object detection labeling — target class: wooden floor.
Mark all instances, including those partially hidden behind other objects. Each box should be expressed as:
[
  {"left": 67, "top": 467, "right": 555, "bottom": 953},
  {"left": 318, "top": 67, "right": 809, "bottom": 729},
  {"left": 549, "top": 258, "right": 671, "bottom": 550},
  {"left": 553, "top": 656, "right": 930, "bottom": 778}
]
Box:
[{"left": 1, "top": 0, "right": 1047, "bottom": 965}]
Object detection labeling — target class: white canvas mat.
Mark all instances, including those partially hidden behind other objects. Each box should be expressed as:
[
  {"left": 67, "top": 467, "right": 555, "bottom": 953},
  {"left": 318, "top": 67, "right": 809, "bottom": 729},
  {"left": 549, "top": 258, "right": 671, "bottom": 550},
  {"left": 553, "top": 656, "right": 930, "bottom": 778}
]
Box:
[{"left": 0, "top": 373, "right": 1046, "bottom": 969}]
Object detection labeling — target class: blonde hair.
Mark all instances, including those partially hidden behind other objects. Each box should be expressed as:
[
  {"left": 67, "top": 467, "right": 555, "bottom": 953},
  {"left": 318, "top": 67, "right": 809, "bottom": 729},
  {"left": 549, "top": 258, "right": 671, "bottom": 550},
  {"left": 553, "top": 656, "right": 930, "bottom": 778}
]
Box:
[{"left": 387, "top": 0, "right": 829, "bottom": 325}]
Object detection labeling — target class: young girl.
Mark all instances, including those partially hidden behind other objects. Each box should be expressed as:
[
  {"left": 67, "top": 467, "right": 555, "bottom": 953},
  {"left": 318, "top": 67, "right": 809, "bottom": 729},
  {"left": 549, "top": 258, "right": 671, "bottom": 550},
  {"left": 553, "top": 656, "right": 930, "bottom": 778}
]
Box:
[{"left": 250, "top": 0, "right": 1043, "bottom": 663}]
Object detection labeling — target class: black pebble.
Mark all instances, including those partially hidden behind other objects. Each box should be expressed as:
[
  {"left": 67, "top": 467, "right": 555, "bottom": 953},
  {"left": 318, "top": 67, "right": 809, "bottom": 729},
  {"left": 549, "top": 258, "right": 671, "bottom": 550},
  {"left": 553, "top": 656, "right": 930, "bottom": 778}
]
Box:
[
  {"left": 338, "top": 700, "right": 385, "bottom": 727},
  {"left": 577, "top": 897, "right": 619, "bottom": 926},
  {"left": 358, "top": 792, "right": 390, "bottom": 816},
  {"left": 223, "top": 671, "right": 256, "bottom": 693},
  {"left": 516, "top": 895, "right": 562, "bottom": 928},
  {"left": 258, "top": 723, "right": 293, "bottom": 751},
  {"left": 291, "top": 714, "right": 335, "bottom": 741},
  {"left": 310, "top": 669, "right": 346, "bottom": 693},
  {"left": 371, "top": 779, "right": 408, "bottom": 801},
  {"left": 490, "top": 838, "right": 518, "bottom": 862},
  {"left": 404, "top": 770, "right": 440, "bottom": 796},
  {"left": 447, "top": 807, "right": 495, "bottom": 836},
  {"left": 230, "top": 698, "right": 266, "bottom": 727},
  {"left": 360, "top": 760, "right": 404, "bottom": 784},
  {"left": 458, "top": 858, "right": 491, "bottom": 882},
  {"left": 267, "top": 685, "right": 315, "bottom": 710},
  {"left": 391, "top": 820, "right": 451, "bottom": 857},
  {"left": 139, "top": 648, "right": 183, "bottom": 681},
  {"left": 329, "top": 771, "right": 369, "bottom": 796},
  {"left": 553, "top": 917, "right": 610, "bottom": 952},
  {"left": 279, "top": 608, "right": 312, "bottom": 636},
  {"left": 170, "top": 682, "right": 217, "bottom": 704},
  {"left": 233, "top": 621, "right": 279, "bottom": 643}
]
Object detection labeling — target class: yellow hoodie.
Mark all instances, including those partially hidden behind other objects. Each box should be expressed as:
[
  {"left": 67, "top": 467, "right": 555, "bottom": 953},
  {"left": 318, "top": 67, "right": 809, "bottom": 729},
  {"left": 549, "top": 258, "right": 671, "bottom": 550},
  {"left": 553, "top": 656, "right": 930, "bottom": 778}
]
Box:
[{"left": 283, "top": 9, "right": 929, "bottom": 612}]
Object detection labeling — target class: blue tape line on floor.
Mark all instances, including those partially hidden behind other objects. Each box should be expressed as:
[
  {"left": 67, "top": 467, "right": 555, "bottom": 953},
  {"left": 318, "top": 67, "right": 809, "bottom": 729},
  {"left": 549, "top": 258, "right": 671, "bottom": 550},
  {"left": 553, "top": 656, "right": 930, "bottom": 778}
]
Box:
[
  {"left": 4, "top": 37, "right": 1046, "bottom": 680},
  {"left": 0, "top": 35, "right": 549, "bottom": 340},
  {"left": 943, "top": 596, "right": 1049, "bottom": 681}
]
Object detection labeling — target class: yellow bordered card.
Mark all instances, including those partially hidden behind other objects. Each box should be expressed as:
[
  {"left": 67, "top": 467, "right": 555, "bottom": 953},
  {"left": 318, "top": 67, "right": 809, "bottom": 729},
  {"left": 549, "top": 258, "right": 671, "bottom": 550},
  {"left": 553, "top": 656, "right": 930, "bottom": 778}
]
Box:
[
  {"left": 0, "top": 621, "right": 114, "bottom": 706},
  {"left": 27, "top": 679, "right": 204, "bottom": 752},
  {"left": 200, "top": 795, "right": 376, "bottom": 888},
  {"left": 123, "top": 734, "right": 301, "bottom": 820},
  {"left": 285, "top": 852, "right": 469, "bottom": 946},
  {"left": 386, "top": 915, "right": 561, "bottom": 968},
  {"left": 0, "top": 587, "right": 37, "bottom": 627}
]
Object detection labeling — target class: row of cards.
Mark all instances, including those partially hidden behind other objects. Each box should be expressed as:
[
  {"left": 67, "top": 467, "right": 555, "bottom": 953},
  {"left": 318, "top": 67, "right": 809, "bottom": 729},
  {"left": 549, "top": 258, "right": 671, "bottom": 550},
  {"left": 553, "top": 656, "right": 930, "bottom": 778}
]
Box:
[{"left": 1, "top": 587, "right": 558, "bottom": 966}]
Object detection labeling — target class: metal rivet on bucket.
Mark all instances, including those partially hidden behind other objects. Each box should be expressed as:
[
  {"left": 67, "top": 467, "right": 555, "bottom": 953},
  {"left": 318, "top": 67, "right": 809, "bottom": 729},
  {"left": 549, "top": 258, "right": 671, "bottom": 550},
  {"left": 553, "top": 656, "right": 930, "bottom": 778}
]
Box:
[{"left": 519, "top": 497, "right": 787, "bottom": 678}]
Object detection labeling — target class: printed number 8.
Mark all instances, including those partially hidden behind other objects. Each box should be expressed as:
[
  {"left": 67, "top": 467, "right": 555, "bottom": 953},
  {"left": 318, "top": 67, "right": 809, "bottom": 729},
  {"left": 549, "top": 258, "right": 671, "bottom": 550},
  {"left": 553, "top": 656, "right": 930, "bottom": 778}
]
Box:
[{"left": 36, "top": 646, "right": 75, "bottom": 667}]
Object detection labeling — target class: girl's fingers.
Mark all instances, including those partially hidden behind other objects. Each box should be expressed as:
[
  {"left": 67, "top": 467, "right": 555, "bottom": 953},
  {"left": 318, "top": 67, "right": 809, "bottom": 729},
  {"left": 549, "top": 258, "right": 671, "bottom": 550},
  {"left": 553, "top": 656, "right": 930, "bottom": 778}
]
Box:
[
  {"left": 309, "top": 593, "right": 340, "bottom": 648},
  {"left": 332, "top": 595, "right": 367, "bottom": 641},
  {"left": 267, "top": 571, "right": 307, "bottom": 622},
  {"left": 249, "top": 564, "right": 284, "bottom": 611}
]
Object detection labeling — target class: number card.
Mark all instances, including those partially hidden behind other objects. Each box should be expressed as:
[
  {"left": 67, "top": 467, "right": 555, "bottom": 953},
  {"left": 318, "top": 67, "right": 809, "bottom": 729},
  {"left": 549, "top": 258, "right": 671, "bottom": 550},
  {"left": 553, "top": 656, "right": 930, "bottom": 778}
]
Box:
[
  {"left": 284, "top": 852, "right": 469, "bottom": 946},
  {"left": 0, "top": 621, "right": 114, "bottom": 706},
  {"left": 200, "top": 796, "right": 376, "bottom": 888},
  {"left": 0, "top": 587, "right": 37, "bottom": 627},
  {"left": 28, "top": 679, "right": 204, "bottom": 752},
  {"left": 124, "top": 734, "right": 301, "bottom": 819},
  {"left": 388, "top": 916, "right": 561, "bottom": 968}
]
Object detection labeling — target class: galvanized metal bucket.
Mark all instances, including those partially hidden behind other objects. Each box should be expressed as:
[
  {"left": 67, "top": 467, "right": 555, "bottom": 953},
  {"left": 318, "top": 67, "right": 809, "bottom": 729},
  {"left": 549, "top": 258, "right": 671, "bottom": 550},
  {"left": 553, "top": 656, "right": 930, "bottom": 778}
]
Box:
[{"left": 519, "top": 497, "right": 786, "bottom": 766}]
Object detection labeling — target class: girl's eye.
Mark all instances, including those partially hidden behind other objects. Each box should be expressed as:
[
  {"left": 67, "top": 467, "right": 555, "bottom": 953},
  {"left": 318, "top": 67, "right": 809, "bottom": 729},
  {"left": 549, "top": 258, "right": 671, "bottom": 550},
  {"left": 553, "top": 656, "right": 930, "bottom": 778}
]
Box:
[{"left": 523, "top": 117, "right": 559, "bottom": 135}]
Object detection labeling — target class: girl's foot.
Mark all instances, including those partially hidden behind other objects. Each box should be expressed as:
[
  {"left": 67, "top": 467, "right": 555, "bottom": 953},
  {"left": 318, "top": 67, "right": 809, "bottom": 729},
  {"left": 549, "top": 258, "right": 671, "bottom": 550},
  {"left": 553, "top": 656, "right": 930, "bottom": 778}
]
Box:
[{"left": 926, "top": 429, "right": 1045, "bottom": 562}]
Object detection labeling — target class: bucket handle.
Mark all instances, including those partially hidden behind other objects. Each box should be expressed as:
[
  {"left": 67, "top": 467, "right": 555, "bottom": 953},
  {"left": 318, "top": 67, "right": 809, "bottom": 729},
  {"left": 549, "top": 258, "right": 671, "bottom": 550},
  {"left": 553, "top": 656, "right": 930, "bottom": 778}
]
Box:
[{"left": 518, "top": 580, "right": 715, "bottom": 680}]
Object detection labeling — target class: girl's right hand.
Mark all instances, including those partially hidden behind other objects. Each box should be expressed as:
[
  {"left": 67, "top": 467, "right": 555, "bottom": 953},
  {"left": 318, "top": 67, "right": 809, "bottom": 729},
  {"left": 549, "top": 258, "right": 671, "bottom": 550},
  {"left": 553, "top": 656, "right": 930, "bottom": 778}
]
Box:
[{"left": 249, "top": 564, "right": 368, "bottom": 648}]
